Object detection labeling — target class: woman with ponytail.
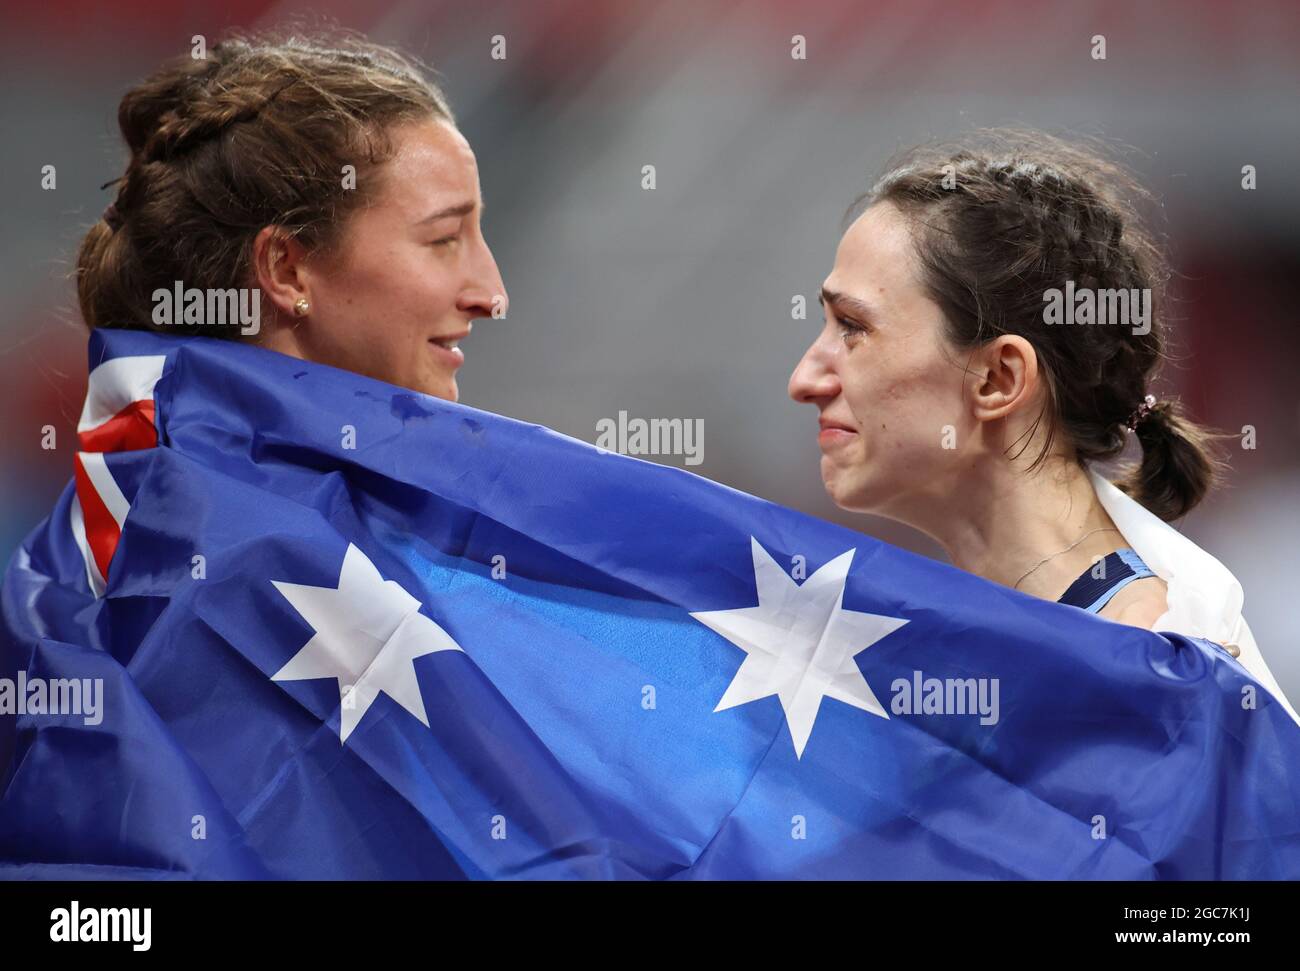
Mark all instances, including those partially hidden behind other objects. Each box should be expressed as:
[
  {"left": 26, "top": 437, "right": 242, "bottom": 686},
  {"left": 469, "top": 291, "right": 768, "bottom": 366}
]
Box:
[{"left": 789, "top": 130, "right": 1295, "bottom": 720}]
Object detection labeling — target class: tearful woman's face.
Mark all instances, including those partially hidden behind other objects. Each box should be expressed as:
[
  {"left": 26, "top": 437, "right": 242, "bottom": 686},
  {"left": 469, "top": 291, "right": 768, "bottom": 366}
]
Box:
[
  {"left": 293, "top": 117, "right": 508, "bottom": 401},
  {"left": 788, "top": 202, "right": 974, "bottom": 519}
]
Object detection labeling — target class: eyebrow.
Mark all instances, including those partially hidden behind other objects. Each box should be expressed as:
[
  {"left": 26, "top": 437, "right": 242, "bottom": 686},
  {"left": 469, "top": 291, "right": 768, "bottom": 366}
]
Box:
[
  {"left": 415, "top": 201, "right": 477, "bottom": 225},
  {"left": 819, "top": 287, "right": 877, "bottom": 322}
]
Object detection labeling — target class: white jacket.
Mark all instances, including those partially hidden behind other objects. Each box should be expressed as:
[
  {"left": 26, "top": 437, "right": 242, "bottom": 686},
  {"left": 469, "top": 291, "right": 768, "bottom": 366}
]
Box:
[{"left": 1088, "top": 467, "right": 1299, "bottom": 726}]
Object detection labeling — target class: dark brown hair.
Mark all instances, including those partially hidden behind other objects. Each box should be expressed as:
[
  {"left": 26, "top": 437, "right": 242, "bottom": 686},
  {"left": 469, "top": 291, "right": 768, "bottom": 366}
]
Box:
[
  {"left": 76, "top": 29, "right": 452, "bottom": 338},
  {"left": 856, "top": 130, "right": 1226, "bottom": 522}
]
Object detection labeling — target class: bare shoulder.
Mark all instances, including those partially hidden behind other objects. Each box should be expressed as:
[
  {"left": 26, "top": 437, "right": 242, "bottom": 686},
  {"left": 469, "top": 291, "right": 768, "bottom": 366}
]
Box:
[{"left": 1098, "top": 576, "right": 1169, "bottom": 629}]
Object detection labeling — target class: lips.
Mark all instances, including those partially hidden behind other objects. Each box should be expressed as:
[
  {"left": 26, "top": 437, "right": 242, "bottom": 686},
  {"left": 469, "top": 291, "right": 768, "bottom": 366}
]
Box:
[
  {"left": 818, "top": 417, "right": 857, "bottom": 448},
  {"left": 428, "top": 329, "right": 470, "bottom": 367},
  {"left": 818, "top": 418, "right": 855, "bottom": 434}
]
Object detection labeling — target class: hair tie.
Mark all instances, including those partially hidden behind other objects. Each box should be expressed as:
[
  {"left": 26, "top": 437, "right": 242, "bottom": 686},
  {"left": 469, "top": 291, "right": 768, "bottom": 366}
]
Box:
[
  {"left": 103, "top": 202, "right": 123, "bottom": 231},
  {"left": 1125, "top": 393, "right": 1157, "bottom": 432}
]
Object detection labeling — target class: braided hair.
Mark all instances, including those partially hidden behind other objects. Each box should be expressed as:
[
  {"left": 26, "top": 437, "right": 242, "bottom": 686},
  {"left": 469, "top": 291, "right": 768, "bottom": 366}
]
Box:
[
  {"left": 855, "top": 130, "right": 1226, "bottom": 522},
  {"left": 76, "top": 29, "right": 452, "bottom": 339}
]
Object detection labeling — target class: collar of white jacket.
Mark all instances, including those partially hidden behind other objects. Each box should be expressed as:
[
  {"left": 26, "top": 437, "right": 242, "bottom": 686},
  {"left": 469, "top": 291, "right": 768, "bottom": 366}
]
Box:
[{"left": 1087, "top": 465, "right": 1299, "bottom": 725}]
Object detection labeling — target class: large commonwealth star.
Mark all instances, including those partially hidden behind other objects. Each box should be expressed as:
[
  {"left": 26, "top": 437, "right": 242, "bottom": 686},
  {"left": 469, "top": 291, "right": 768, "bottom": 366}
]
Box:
[
  {"left": 691, "top": 538, "right": 907, "bottom": 758},
  {"left": 271, "top": 543, "right": 464, "bottom": 743}
]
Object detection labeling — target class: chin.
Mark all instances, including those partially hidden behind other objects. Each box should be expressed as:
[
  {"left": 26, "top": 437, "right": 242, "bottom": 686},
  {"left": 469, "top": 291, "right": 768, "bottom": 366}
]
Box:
[
  {"left": 821, "top": 464, "right": 858, "bottom": 511},
  {"left": 822, "top": 465, "right": 879, "bottom": 514},
  {"left": 414, "top": 374, "right": 458, "bottom": 402},
  {"left": 830, "top": 489, "right": 871, "bottom": 514}
]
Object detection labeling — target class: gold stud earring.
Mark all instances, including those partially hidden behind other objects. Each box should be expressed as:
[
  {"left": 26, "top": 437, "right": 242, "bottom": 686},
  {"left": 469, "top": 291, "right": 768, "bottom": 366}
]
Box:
[{"left": 293, "top": 297, "right": 310, "bottom": 317}]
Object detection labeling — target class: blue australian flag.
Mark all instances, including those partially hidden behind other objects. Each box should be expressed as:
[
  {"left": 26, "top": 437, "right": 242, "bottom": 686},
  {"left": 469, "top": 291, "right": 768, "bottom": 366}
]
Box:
[{"left": 1, "top": 329, "right": 1298, "bottom": 879}]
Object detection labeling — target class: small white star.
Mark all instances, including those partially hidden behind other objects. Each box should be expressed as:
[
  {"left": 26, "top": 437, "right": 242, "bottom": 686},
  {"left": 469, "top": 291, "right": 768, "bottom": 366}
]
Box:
[
  {"left": 691, "top": 537, "right": 907, "bottom": 758},
  {"left": 271, "top": 543, "right": 463, "bottom": 743}
]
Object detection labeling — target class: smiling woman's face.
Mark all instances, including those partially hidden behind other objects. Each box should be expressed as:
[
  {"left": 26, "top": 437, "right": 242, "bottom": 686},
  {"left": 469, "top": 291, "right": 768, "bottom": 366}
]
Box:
[
  {"left": 286, "top": 117, "right": 507, "bottom": 401},
  {"left": 789, "top": 202, "right": 974, "bottom": 518}
]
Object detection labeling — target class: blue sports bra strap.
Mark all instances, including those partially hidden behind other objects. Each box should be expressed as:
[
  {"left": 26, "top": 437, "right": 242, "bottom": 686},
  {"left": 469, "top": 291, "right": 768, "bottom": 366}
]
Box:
[{"left": 1057, "top": 548, "right": 1156, "bottom": 614}]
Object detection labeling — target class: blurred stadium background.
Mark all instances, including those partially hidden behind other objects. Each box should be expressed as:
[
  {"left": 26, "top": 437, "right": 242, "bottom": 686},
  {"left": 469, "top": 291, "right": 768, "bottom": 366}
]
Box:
[{"left": 1, "top": 1, "right": 1297, "bottom": 694}]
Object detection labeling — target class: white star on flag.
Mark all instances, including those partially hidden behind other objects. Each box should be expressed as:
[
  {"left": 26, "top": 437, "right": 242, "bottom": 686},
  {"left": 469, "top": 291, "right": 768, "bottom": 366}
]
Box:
[
  {"left": 691, "top": 537, "right": 908, "bottom": 758},
  {"left": 271, "top": 543, "right": 464, "bottom": 743}
]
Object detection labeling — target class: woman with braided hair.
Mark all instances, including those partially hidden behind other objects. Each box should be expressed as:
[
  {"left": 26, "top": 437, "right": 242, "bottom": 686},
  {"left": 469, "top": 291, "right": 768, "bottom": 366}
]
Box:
[
  {"left": 78, "top": 30, "right": 506, "bottom": 403},
  {"left": 789, "top": 131, "right": 1296, "bottom": 720}
]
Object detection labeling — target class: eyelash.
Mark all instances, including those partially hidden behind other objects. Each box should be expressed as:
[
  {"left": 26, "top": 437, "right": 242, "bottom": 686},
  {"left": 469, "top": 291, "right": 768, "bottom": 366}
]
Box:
[
  {"left": 835, "top": 316, "right": 866, "bottom": 341},
  {"left": 430, "top": 234, "right": 459, "bottom": 248}
]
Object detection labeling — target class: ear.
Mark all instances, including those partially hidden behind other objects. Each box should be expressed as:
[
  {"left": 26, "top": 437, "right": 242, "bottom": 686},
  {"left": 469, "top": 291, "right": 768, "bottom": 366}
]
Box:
[
  {"left": 251, "top": 226, "right": 311, "bottom": 319},
  {"left": 968, "top": 335, "right": 1039, "bottom": 423}
]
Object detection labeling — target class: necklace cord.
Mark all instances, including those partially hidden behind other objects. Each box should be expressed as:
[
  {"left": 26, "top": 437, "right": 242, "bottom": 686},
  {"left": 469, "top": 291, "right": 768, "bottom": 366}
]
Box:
[{"left": 1012, "top": 527, "right": 1122, "bottom": 591}]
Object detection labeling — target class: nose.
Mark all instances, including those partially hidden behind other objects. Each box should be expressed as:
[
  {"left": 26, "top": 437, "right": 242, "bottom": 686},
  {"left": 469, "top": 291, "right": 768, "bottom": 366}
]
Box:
[
  {"left": 457, "top": 236, "right": 509, "bottom": 321},
  {"left": 789, "top": 335, "right": 840, "bottom": 404}
]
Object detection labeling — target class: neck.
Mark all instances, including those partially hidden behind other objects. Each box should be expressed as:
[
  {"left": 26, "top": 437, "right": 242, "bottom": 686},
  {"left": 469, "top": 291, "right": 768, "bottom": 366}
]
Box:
[
  {"left": 256, "top": 314, "right": 302, "bottom": 358},
  {"left": 901, "top": 456, "right": 1122, "bottom": 599}
]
